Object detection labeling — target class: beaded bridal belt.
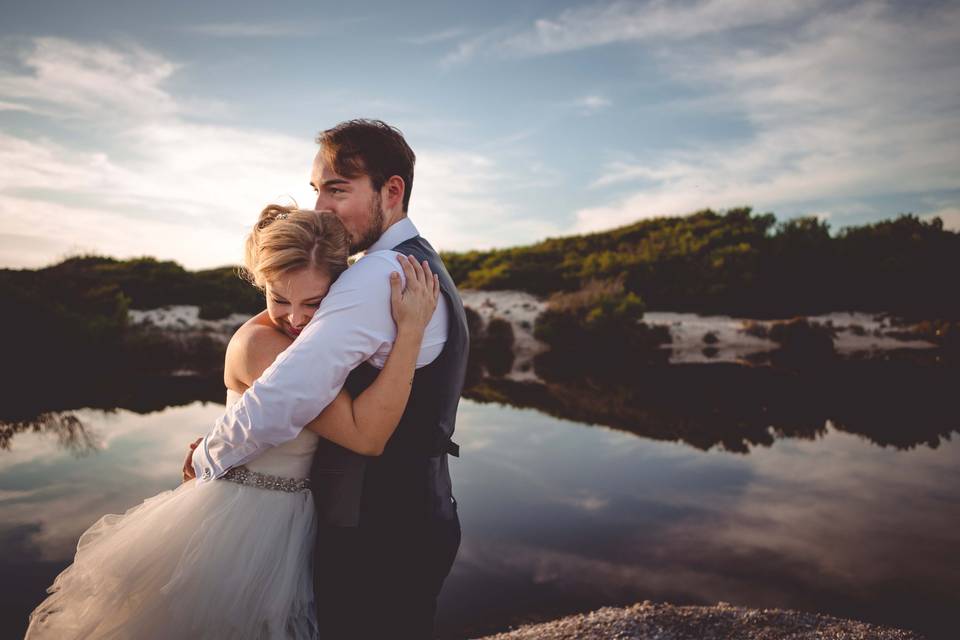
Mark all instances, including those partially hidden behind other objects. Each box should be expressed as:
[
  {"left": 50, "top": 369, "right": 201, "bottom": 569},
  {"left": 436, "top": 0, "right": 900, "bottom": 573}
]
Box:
[{"left": 220, "top": 465, "right": 311, "bottom": 493}]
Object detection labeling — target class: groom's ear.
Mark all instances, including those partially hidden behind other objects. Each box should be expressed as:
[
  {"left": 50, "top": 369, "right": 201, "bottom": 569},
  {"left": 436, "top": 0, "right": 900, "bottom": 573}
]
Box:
[{"left": 382, "top": 175, "right": 406, "bottom": 213}]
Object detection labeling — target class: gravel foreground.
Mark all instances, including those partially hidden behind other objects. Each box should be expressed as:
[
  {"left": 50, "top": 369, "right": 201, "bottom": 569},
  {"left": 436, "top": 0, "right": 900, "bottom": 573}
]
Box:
[{"left": 476, "top": 601, "right": 926, "bottom": 640}]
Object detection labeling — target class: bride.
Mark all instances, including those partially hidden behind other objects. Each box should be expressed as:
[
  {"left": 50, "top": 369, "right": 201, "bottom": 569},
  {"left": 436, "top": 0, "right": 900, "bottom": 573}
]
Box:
[{"left": 25, "top": 204, "right": 440, "bottom": 639}]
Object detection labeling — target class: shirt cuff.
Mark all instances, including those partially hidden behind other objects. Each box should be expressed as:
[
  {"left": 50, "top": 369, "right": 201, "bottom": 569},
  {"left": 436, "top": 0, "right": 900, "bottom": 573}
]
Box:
[{"left": 191, "top": 436, "right": 217, "bottom": 483}]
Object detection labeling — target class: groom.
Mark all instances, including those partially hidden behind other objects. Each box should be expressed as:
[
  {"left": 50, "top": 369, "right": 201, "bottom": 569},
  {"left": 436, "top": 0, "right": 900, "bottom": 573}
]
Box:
[{"left": 187, "top": 119, "right": 468, "bottom": 639}]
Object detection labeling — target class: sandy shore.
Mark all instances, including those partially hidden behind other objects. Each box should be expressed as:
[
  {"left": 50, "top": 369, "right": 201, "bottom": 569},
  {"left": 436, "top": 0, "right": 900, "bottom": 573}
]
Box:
[
  {"left": 127, "top": 297, "right": 941, "bottom": 377},
  {"left": 476, "top": 601, "right": 925, "bottom": 640},
  {"left": 456, "top": 290, "right": 940, "bottom": 373}
]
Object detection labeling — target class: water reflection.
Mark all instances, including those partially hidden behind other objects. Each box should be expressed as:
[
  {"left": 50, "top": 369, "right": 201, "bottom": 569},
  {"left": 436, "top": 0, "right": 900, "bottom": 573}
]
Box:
[
  {"left": 440, "top": 402, "right": 960, "bottom": 640},
  {"left": 1, "top": 364, "right": 957, "bottom": 639},
  {"left": 0, "top": 400, "right": 226, "bottom": 638},
  {"left": 466, "top": 358, "right": 959, "bottom": 452},
  {"left": 0, "top": 413, "right": 100, "bottom": 456},
  {"left": 1, "top": 373, "right": 225, "bottom": 423}
]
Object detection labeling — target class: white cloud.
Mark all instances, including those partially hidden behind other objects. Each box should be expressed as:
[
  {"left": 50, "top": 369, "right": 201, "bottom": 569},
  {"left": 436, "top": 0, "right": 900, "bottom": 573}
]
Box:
[
  {"left": 403, "top": 27, "right": 467, "bottom": 45},
  {"left": 0, "top": 37, "right": 179, "bottom": 120},
  {"left": 573, "top": 1, "right": 960, "bottom": 232},
  {"left": 434, "top": 1, "right": 959, "bottom": 234},
  {"left": 575, "top": 94, "right": 611, "bottom": 115},
  {"left": 923, "top": 206, "right": 960, "bottom": 232},
  {"left": 0, "top": 100, "right": 34, "bottom": 113},
  {"left": 447, "top": 0, "right": 823, "bottom": 62},
  {"left": 0, "top": 37, "right": 543, "bottom": 268},
  {"left": 0, "top": 194, "right": 248, "bottom": 269},
  {"left": 439, "top": 26, "right": 515, "bottom": 69},
  {"left": 183, "top": 22, "right": 317, "bottom": 38},
  {"left": 0, "top": 38, "right": 318, "bottom": 267},
  {"left": 411, "top": 149, "right": 562, "bottom": 252}
]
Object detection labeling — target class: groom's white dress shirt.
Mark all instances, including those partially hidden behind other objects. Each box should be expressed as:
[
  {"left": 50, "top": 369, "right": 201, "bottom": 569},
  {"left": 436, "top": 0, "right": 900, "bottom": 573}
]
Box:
[{"left": 192, "top": 217, "right": 449, "bottom": 482}]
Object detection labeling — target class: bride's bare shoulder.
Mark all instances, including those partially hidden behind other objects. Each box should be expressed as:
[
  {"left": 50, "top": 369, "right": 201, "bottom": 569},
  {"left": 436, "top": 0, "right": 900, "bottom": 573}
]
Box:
[{"left": 224, "top": 314, "right": 291, "bottom": 388}]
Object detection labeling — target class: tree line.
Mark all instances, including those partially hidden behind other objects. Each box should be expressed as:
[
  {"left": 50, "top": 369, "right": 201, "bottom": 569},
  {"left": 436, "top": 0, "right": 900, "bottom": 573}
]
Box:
[
  {"left": 3, "top": 208, "right": 957, "bottom": 387},
  {"left": 442, "top": 208, "right": 960, "bottom": 320}
]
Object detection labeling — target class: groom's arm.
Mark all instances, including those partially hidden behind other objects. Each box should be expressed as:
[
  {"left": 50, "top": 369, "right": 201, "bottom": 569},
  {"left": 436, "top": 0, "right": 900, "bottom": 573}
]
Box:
[{"left": 192, "top": 251, "right": 424, "bottom": 482}]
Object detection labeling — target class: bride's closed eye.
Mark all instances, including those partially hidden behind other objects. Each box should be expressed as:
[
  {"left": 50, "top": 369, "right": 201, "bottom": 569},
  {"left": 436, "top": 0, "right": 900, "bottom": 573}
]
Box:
[{"left": 271, "top": 298, "right": 322, "bottom": 308}]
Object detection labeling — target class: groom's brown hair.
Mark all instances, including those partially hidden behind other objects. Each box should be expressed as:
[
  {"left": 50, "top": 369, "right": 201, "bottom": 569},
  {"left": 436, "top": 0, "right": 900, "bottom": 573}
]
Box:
[{"left": 316, "top": 119, "right": 416, "bottom": 212}]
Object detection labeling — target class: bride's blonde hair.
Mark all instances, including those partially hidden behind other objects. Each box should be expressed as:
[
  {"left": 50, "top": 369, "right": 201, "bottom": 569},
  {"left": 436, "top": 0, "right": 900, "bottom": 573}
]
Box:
[{"left": 242, "top": 204, "right": 350, "bottom": 289}]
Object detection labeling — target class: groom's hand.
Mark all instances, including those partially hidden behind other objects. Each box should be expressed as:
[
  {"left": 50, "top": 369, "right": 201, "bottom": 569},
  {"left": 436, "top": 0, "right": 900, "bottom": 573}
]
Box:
[{"left": 181, "top": 437, "right": 203, "bottom": 482}]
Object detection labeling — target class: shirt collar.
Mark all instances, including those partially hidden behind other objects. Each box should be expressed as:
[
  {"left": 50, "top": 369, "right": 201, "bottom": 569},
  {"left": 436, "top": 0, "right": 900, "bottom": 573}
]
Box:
[{"left": 366, "top": 217, "right": 419, "bottom": 253}]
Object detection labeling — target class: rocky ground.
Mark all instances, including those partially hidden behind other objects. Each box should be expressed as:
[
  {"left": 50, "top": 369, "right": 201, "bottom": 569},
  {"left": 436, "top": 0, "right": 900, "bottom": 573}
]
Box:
[{"left": 477, "top": 601, "right": 926, "bottom": 640}]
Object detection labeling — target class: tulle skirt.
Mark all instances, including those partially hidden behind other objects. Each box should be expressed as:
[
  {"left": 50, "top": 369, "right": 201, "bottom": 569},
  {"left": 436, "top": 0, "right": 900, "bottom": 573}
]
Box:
[{"left": 25, "top": 477, "right": 318, "bottom": 640}]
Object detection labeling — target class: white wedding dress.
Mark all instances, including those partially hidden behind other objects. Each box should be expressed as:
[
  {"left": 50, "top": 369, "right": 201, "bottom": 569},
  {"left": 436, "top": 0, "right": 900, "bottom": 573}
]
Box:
[{"left": 25, "top": 389, "right": 321, "bottom": 640}]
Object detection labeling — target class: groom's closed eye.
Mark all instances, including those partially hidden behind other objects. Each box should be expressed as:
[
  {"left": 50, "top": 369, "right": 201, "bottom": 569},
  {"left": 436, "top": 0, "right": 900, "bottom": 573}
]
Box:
[{"left": 322, "top": 179, "right": 350, "bottom": 194}]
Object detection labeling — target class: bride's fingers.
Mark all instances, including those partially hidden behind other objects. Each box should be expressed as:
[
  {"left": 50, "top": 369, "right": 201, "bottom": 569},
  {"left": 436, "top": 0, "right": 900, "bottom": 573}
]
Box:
[
  {"left": 433, "top": 273, "right": 440, "bottom": 300},
  {"left": 396, "top": 254, "right": 415, "bottom": 287},
  {"left": 389, "top": 270, "right": 402, "bottom": 311},
  {"left": 406, "top": 256, "right": 429, "bottom": 294},
  {"left": 182, "top": 452, "right": 195, "bottom": 480},
  {"left": 421, "top": 260, "right": 433, "bottom": 284},
  {"left": 407, "top": 254, "right": 425, "bottom": 283}
]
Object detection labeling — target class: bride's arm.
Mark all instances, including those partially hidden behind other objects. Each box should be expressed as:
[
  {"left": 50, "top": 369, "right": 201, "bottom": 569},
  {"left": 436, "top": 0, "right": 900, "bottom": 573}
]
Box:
[{"left": 225, "top": 256, "right": 439, "bottom": 456}]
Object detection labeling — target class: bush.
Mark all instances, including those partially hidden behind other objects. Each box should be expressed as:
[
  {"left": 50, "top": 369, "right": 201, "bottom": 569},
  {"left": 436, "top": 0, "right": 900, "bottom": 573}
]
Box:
[{"left": 534, "top": 277, "right": 647, "bottom": 350}]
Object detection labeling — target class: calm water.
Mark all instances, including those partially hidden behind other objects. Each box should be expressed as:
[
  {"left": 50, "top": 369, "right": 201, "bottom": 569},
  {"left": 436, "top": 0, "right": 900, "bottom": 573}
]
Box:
[{"left": 1, "top": 364, "right": 958, "bottom": 639}]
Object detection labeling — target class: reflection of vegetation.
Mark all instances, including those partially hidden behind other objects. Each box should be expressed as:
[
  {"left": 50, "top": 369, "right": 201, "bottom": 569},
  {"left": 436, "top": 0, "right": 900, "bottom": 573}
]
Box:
[
  {"left": 768, "top": 318, "right": 837, "bottom": 367},
  {"left": 121, "top": 326, "right": 229, "bottom": 374},
  {"left": 463, "top": 358, "right": 960, "bottom": 453},
  {"left": 1, "top": 373, "right": 226, "bottom": 449},
  {"left": 443, "top": 209, "right": 960, "bottom": 320},
  {"left": 464, "top": 309, "right": 516, "bottom": 379},
  {"left": 0, "top": 413, "right": 101, "bottom": 456},
  {"left": 0, "top": 372, "right": 228, "bottom": 454},
  {"left": 484, "top": 318, "right": 515, "bottom": 377},
  {"left": 2, "top": 356, "right": 956, "bottom": 457},
  {"left": 905, "top": 319, "right": 960, "bottom": 358}
]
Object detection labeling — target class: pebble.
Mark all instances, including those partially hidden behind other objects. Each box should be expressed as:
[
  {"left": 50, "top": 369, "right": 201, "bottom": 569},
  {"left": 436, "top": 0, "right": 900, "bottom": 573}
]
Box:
[{"left": 475, "top": 601, "right": 926, "bottom": 640}]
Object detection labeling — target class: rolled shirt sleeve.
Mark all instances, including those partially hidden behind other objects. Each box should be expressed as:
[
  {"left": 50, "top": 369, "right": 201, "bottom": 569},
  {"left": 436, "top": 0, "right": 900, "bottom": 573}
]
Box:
[{"left": 193, "top": 250, "right": 414, "bottom": 482}]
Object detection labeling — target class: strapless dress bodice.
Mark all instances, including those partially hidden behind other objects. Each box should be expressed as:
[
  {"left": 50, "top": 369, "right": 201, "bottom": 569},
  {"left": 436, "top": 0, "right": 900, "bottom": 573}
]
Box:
[{"left": 225, "top": 389, "right": 319, "bottom": 479}]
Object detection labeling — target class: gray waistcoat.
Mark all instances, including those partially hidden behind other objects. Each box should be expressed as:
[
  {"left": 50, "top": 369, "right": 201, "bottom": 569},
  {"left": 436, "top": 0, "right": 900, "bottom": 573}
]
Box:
[{"left": 309, "top": 234, "right": 468, "bottom": 526}]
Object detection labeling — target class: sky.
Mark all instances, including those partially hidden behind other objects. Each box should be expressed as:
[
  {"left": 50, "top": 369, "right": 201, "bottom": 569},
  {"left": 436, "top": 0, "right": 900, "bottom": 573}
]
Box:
[{"left": 0, "top": 0, "right": 958, "bottom": 270}]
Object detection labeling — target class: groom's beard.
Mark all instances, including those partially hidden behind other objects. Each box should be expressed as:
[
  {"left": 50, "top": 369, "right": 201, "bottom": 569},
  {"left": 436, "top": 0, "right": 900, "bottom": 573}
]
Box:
[{"left": 351, "top": 193, "right": 385, "bottom": 254}]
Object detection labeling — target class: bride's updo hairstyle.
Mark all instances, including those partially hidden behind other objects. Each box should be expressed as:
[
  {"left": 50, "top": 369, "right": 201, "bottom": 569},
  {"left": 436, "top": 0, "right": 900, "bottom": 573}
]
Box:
[{"left": 242, "top": 204, "right": 350, "bottom": 290}]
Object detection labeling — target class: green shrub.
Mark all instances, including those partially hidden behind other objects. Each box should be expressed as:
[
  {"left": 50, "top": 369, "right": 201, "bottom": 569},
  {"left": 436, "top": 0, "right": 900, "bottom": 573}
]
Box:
[{"left": 534, "top": 277, "right": 647, "bottom": 350}]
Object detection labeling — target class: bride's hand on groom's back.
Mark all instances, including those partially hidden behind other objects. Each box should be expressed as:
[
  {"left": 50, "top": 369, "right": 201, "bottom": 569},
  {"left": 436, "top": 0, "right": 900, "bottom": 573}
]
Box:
[
  {"left": 390, "top": 254, "right": 439, "bottom": 334},
  {"left": 181, "top": 437, "right": 203, "bottom": 482}
]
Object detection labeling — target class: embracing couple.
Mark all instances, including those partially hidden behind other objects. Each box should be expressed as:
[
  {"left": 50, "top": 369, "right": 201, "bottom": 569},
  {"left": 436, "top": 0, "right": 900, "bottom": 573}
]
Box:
[{"left": 26, "top": 120, "right": 468, "bottom": 639}]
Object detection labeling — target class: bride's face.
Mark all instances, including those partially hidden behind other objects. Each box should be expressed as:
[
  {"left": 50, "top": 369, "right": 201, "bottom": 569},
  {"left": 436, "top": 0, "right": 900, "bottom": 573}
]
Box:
[{"left": 265, "top": 267, "right": 332, "bottom": 339}]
